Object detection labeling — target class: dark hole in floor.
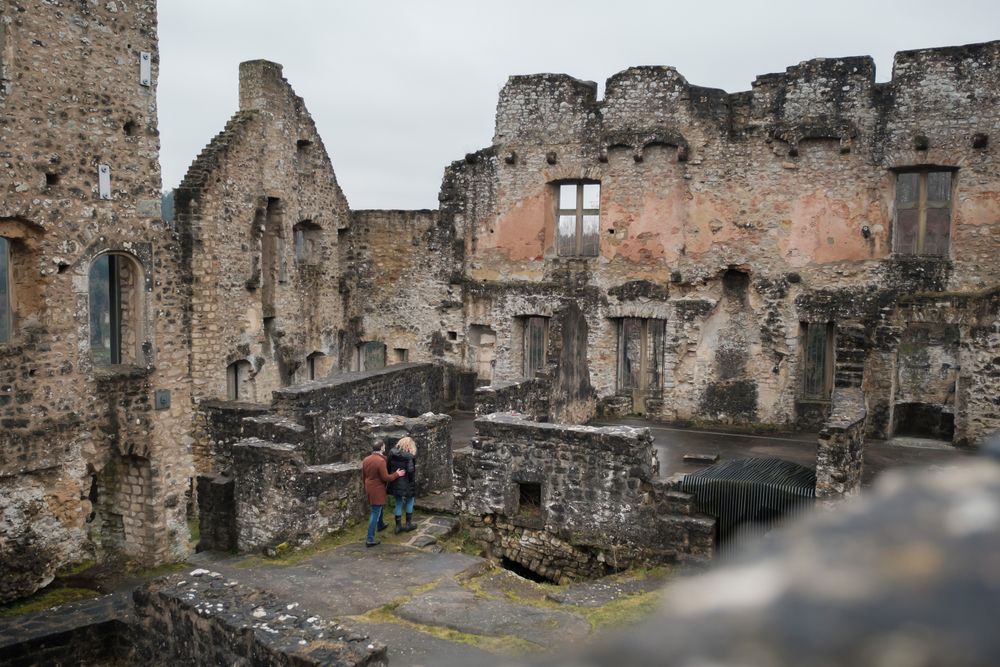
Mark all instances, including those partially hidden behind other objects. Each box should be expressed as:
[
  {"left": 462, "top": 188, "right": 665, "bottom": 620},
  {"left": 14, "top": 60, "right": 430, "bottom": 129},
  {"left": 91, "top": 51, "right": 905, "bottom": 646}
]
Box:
[{"left": 500, "top": 557, "right": 558, "bottom": 584}]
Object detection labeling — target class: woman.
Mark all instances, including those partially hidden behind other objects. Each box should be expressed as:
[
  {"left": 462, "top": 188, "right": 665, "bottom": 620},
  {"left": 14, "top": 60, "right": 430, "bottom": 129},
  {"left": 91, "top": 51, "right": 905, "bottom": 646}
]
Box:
[{"left": 387, "top": 436, "right": 418, "bottom": 533}]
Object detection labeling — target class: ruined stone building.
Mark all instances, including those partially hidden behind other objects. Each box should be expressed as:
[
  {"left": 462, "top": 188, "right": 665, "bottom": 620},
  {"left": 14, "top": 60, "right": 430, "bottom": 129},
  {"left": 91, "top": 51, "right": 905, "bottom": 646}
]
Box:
[
  {"left": 2, "top": 0, "right": 1000, "bottom": 605},
  {"left": 0, "top": 0, "right": 192, "bottom": 601}
]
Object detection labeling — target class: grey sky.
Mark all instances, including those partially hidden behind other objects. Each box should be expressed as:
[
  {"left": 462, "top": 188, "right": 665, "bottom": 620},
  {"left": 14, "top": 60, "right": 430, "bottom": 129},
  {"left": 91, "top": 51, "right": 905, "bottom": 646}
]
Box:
[{"left": 157, "top": 1, "right": 999, "bottom": 210}]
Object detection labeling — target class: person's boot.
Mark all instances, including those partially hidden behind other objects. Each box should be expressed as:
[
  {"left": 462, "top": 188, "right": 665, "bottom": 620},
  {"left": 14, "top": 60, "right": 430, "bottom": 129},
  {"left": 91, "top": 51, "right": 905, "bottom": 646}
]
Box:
[
  {"left": 404, "top": 512, "right": 417, "bottom": 531},
  {"left": 394, "top": 515, "right": 404, "bottom": 535}
]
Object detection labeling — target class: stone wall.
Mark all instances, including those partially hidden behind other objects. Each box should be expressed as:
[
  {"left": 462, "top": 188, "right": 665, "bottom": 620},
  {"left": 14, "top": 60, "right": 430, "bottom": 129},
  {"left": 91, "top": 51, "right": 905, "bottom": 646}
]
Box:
[
  {"left": 454, "top": 413, "right": 715, "bottom": 581},
  {"left": 815, "top": 388, "right": 867, "bottom": 499},
  {"left": 434, "top": 41, "right": 1000, "bottom": 443},
  {"left": 340, "top": 413, "right": 453, "bottom": 494},
  {"left": 272, "top": 362, "right": 446, "bottom": 447},
  {"left": 0, "top": 0, "right": 193, "bottom": 602},
  {"left": 130, "top": 572, "right": 385, "bottom": 666},
  {"left": 344, "top": 209, "right": 463, "bottom": 369},
  {"left": 175, "top": 59, "right": 351, "bottom": 404},
  {"left": 475, "top": 378, "right": 550, "bottom": 421},
  {"left": 230, "top": 438, "right": 364, "bottom": 552}
]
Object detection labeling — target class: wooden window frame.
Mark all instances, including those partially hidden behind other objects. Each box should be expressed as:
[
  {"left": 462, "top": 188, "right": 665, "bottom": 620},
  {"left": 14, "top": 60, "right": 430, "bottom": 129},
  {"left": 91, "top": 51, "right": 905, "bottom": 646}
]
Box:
[
  {"left": 893, "top": 169, "right": 954, "bottom": 257},
  {"left": 555, "top": 181, "right": 600, "bottom": 257},
  {"left": 616, "top": 318, "right": 665, "bottom": 394}
]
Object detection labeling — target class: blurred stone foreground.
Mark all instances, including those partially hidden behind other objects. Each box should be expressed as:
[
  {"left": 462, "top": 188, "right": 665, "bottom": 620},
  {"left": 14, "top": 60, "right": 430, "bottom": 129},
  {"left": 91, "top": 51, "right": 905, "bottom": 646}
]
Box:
[{"left": 517, "top": 449, "right": 1000, "bottom": 667}]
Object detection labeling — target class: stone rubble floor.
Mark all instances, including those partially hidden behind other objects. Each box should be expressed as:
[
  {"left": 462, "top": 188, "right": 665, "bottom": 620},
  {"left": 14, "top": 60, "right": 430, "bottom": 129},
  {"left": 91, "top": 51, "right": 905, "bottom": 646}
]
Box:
[{"left": 183, "top": 513, "right": 671, "bottom": 667}]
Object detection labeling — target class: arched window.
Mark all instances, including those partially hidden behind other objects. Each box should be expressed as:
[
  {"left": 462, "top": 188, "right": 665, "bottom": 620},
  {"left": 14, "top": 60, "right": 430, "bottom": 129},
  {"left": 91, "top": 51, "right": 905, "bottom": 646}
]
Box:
[
  {"left": 0, "top": 237, "right": 10, "bottom": 343},
  {"left": 227, "top": 360, "right": 253, "bottom": 400},
  {"left": 89, "top": 253, "right": 142, "bottom": 365}
]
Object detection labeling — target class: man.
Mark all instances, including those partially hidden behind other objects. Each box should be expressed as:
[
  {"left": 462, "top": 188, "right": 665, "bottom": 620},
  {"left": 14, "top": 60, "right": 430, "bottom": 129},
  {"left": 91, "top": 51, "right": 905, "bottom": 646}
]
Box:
[{"left": 362, "top": 441, "right": 405, "bottom": 547}]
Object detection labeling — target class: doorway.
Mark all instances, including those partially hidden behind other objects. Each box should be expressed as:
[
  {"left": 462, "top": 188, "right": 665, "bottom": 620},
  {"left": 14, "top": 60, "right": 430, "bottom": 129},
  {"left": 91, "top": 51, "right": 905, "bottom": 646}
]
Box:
[{"left": 616, "top": 318, "right": 665, "bottom": 414}]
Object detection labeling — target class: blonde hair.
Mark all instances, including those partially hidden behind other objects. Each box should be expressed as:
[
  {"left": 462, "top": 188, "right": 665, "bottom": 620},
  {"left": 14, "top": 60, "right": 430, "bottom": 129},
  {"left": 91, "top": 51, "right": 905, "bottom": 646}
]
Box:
[{"left": 396, "top": 436, "right": 417, "bottom": 455}]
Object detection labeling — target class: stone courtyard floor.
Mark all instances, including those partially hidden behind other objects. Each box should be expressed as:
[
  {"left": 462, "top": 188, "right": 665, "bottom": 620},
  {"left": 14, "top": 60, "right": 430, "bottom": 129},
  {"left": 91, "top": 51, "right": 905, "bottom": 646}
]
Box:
[{"left": 184, "top": 513, "right": 672, "bottom": 666}]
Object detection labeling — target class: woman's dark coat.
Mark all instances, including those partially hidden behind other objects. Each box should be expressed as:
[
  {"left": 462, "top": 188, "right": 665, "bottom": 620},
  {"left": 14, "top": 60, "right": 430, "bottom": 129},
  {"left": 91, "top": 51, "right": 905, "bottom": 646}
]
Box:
[{"left": 387, "top": 447, "right": 417, "bottom": 497}]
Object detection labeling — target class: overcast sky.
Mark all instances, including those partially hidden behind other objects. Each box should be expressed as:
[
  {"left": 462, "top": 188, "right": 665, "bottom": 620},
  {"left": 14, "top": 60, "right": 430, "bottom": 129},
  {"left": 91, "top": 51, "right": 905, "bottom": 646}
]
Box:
[{"left": 157, "top": 1, "right": 999, "bottom": 210}]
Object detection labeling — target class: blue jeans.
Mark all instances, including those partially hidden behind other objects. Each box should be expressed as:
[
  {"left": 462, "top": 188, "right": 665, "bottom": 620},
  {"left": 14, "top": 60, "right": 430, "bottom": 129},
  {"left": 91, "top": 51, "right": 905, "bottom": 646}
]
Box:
[
  {"left": 394, "top": 495, "right": 415, "bottom": 517},
  {"left": 367, "top": 505, "right": 383, "bottom": 543}
]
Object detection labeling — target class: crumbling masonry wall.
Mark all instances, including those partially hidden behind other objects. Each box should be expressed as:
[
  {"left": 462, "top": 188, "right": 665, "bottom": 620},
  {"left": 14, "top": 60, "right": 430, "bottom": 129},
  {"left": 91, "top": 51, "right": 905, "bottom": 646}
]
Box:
[
  {"left": 433, "top": 42, "right": 1000, "bottom": 440},
  {"left": 454, "top": 413, "right": 715, "bottom": 582},
  {"left": 175, "top": 60, "right": 351, "bottom": 414},
  {"left": 0, "top": 1, "right": 193, "bottom": 602}
]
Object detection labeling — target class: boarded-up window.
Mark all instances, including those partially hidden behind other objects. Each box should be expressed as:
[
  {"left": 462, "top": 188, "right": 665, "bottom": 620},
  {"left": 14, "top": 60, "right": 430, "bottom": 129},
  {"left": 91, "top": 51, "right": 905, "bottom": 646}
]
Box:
[
  {"left": 556, "top": 182, "right": 600, "bottom": 257},
  {"left": 894, "top": 170, "right": 952, "bottom": 256},
  {"left": 0, "top": 238, "right": 9, "bottom": 343},
  {"left": 359, "top": 341, "right": 386, "bottom": 371},
  {"left": 801, "top": 323, "right": 834, "bottom": 400},
  {"left": 617, "top": 318, "right": 665, "bottom": 392},
  {"left": 523, "top": 316, "right": 548, "bottom": 378},
  {"left": 293, "top": 220, "right": 321, "bottom": 265}
]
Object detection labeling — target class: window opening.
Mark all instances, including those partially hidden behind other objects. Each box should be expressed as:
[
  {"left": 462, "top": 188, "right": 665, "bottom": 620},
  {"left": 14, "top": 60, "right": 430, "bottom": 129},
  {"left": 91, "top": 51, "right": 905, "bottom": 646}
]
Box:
[
  {"left": 556, "top": 182, "right": 600, "bottom": 257},
  {"left": 617, "top": 318, "right": 665, "bottom": 414},
  {"left": 89, "top": 255, "right": 133, "bottom": 364},
  {"left": 801, "top": 322, "right": 834, "bottom": 400},
  {"left": 359, "top": 341, "right": 386, "bottom": 371},
  {"left": 517, "top": 482, "right": 542, "bottom": 515},
  {"left": 306, "top": 351, "right": 324, "bottom": 381},
  {"left": 227, "top": 360, "right": 252, "bottom": 400},
  {"left": 523, "top": 316, "right": 548, "bottom": 378},
  {"left": 894, "top": 170, "right": 952, "bottom": 256}
]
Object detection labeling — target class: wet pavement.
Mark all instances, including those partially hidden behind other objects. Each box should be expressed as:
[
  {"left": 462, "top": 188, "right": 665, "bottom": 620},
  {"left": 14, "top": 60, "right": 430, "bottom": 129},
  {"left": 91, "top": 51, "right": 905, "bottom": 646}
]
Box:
[{"left": 451, "top": 411, "right": 973, "bottom": 485}]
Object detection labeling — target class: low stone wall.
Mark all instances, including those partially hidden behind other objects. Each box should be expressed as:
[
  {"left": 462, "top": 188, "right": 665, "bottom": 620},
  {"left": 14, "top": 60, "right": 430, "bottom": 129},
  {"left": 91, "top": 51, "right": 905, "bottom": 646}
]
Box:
[
  {"left": 231, "top": 439, "right": 365, "bottom": 552},
  {"left": 475, "top": 378, "right": 550, "bottom": 421},
  {"left": 273, "top": 363, "right": 445, "bottom": 444},
  {"left": 130, "top": 572, "right": 385, "bottom": 666},
  {"left": 454, "top": 413, "right": 715, "bottom": 581},
  {"left": 340, "top": 413, "right": 453, "bottom": 493},
  {"left": 0, "top": 593, "right": 133, "bottom": 666},
  {"left": 816, "top": 389, "right": 867, "bottom": 499}
]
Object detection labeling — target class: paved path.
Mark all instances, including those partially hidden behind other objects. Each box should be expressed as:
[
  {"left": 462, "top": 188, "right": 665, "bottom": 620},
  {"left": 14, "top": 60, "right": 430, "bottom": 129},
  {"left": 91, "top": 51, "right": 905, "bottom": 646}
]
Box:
[{"left": 187, "top": 512, "right": 666, "bottom": 666}]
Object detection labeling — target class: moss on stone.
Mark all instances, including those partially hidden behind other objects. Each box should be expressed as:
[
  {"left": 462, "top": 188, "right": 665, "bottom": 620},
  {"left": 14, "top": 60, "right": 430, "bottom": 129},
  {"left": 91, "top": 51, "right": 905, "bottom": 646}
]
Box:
[{"left": 0, "top": 587, "right": 100, "bottom": 618}]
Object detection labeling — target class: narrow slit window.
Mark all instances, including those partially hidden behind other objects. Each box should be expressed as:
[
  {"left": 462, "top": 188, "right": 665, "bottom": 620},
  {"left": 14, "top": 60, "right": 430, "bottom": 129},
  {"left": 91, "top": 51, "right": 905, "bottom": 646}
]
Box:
[
  {"left": 556, "top": 182, "right": 600, "bottom": 257},
  {"left": 306, "top": 351, "right": 325, "bottom": 381}
]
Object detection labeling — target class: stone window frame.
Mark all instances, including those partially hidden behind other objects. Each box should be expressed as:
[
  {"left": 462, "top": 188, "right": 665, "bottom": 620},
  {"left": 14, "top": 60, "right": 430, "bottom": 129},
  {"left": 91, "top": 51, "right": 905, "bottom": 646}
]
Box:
[
  {"left": 87, "top": 251, "right": 147, "bottom": 367},
  {"left": 554, "top": 180, "right": 600, "bottom": 257},
  {"left": 800, "top": 322, "right": 835, "bottom": 401},
  {"left": 892, "top": 167, "right": 955, "bottom": 257},
  {"left": 615, "top": 317, "right": 666, "bottom": 395}
]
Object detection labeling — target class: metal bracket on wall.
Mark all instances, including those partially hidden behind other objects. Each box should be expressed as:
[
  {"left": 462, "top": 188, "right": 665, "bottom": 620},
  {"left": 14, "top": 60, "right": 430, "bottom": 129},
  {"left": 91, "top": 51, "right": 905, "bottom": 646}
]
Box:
[
  {"left": 140, "top": 52, "right": 151, "bottom": 87},
  {"left": 98, "top": 164, "right": 111, "bottom": 200}
]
